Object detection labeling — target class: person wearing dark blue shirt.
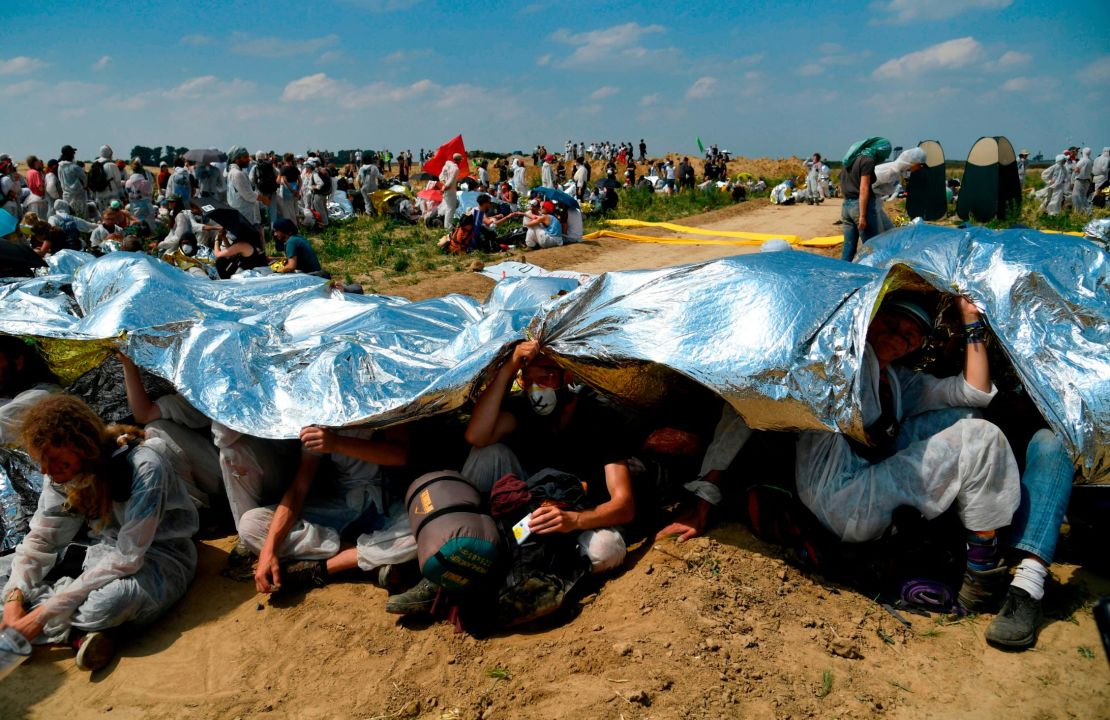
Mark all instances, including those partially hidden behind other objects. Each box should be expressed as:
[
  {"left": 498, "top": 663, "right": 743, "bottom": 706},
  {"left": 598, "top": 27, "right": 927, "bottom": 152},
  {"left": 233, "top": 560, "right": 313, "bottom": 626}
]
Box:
[{"left": 273, "top": 218, "right": 321, "bottom": 274}]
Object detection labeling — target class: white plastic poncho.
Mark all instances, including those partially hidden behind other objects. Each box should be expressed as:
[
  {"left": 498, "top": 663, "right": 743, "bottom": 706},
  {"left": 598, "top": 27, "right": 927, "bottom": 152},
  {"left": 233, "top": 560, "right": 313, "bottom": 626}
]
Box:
[
  {"left": 1072, "top": 147, "right": 1093, "bottom": 214},
  {"left": 227, "top": 163, "right": 261, "bottom": 226},
  {"left": 1037, "top": 155, "right": 1068, "bottom": 216},
  {"left": 1092, "top": 148, "right": 1110, "bottom": 191},
  {"left": 873, "top": 147, "right": 926, "bottom": 199},
  {"left": 794, "top": 344, "right": 1020, "bottom": 543},
  {"left": 1, "top": 438, "right": 198, "bottom": 642},
  {"left": 0, "top": 385, "right": 59, "bottom": 446}
]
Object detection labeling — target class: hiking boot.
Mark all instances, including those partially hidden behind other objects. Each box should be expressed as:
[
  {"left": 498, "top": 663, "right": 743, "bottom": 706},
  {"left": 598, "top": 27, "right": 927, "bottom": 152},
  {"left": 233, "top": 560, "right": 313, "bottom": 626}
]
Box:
[
  {"left": 226, "top": 539, "right": 256, "bottom": 568},
  {"left": 385, "top": 578, "right": 439, "bottom": 615},
  {"left": 985, "top": 587, "right": 1043, "bottom": 650},
  {"left": 74, "top": 631, "right": 116, "bottom": 672},
  {"left": 957, "top": 564, "right": 1010, "bottom": 612},
  {"left": 278, "top": 560, "right": 329, "bottom": 593}
]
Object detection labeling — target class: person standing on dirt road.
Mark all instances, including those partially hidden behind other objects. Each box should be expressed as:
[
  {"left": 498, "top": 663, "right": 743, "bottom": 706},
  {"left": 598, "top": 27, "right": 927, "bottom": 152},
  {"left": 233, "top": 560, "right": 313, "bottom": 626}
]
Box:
[
  {"left": 440, "top": 152, "right": 461, "bottom": 230},
  {"left": 639, "top": 139, "right": 647, "bottom": 161},
  {"left": 839, "top": 138, "right": 890, "bottom": 262}
]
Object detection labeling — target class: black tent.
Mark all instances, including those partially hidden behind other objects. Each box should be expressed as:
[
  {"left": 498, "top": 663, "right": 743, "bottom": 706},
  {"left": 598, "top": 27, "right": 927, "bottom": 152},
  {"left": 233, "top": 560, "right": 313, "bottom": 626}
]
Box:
[
  {"left": 956, "top": 136, "right": 1022, "bottom": 222},
  {"left": 906, "top": 140, "right": 948, "bottom": 221}
]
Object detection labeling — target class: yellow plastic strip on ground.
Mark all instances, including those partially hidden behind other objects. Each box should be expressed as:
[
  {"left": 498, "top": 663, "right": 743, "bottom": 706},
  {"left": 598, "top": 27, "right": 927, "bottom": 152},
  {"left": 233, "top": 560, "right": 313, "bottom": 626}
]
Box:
[
  {"left": 604, "top": 218, "right": 801, "bottom": 243},
  {"left": 582, "top": 228, "right": 843, "bottom": 248}
]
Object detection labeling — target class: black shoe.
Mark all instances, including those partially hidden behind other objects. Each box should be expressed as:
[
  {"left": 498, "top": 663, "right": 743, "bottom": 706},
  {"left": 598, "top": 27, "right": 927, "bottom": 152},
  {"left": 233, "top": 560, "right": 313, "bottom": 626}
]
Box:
[
  {"left": 385, "top": 578, "right": 439, "bottom": 615},
  {"left": 958, "top": 564, "right": 1010, "bottom": 612},
  {"left": 74, "top": 631, "right": 116, "bottom": 671},
  {"left": 226, "top": 539, "right": 256, "bottom": 568},
  {"left": 278, "top": 560, "right": 328, "bottom": 593},
  {"left": 985, "top": 587, "right": 1043, "bottom": 650}
]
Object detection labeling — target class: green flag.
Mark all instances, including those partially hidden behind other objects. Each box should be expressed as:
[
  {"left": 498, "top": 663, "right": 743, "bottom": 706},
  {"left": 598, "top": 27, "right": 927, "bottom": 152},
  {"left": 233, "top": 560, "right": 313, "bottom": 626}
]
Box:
[{"left": 697, "top": 137, "right": 705, "bottom": 154}]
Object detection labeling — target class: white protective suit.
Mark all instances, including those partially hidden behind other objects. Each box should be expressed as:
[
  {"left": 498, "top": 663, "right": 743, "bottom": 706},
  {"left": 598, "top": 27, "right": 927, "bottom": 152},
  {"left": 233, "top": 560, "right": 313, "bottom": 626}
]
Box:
[
  {"left": 698, "top": 344, "right": 1021, "bottom": 543},
  {"left": 819, "top": 163, "right": 831, "bottom": 198},
  {"left": 873, "top": 147, "right": 927, "bottom": 230},
  {"left": 439, "top": 160, "right": 459, "bottom": 230},
  {"left": 48, "top": 200, "right": 97, "bottom": 247},
  {"left": 1071, "top": 147, "right": 1093, "bottom": 214},
  {"left": 157, "top": 210, "right": 207, "bottom": 254},
  {"left": 511, "top": 159, "right": 527, "bottom": 196},
  {"left": 236, "top": 428, "right": 385, "bottom": 561},
  {"left": 1092, "top": 147, "right": 1110, "bottom": 194},
  {"left": 1037, "top": 155, "right": 1068, "bottom": 216},
  {"left": 44, "top": 171, "right": 61, "bottom": 220},
  {"left": 227, "top": 163, "right": 261, "bottom": 226},
  {"left": 804, "top": 160, "right": 822, "bottom": 203},
  {"left": 152, "top": 394, "right": 295, "bottom": 520},
  {"left": 770, "top": 182, "right": 793, "bottom": 205},
  {"left": 92, "top": 146, "right": 123, "bottom": 212},
  {"left": 358, "top": 162, "right": 382, "bottom": 216},
  {"left": 541, "top": 161, "right": 555, "bottom": 188},
  {"left": 56, "top": 160, "right": 88, "bottom": 219},
  {"left": 1, "top": 438, "right": 198, "bottom": 643},
  {"left": 0, "top": 385, "right": 60, "bottom": 445},
  {"left": 195, "top": 164, "right": 223, "bottom": 198},
  {"left": 125, "top": 171, "right": 155, "bottom": 228},
  {"left": 166, "top": 167, "right": 193, "bottom": 204}
]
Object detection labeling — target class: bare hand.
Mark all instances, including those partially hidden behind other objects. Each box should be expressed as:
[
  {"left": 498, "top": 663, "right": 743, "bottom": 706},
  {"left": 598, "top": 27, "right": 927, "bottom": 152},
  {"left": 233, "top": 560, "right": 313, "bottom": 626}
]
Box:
[
  {"left": 528, "top": 505, "right": 580, "bottom": 535},
  {"left": 511, "top": 339, "right": 541, "bottom": 369},
  {"left": 255, "top": 550, "right": 281, "bottom": 594},
  {"left": 955, "top": 295, "right": 981, "bottom": 323},
  {"left": 2, "top": 600, "right": 26, "bottom": 628},
  {"left": 299, "top": 426, "right": 336, "bottom": 453},
  {"left": 857, "top": 214, "right": 868, "bottom": 231},
  {"left": 655, "top": 502, "right": 710, "bottom": 543}
]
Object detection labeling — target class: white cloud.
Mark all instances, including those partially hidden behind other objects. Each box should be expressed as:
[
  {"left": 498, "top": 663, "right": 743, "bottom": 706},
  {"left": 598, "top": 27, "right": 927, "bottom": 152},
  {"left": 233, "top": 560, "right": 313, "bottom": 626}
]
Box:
[
  {"left": 91, "top": 55, "right": 111, "bottom": 71},
  {"left": 0, "top": 56, "right": 48, "bottom": 75},
  {"left": 232, "top": 34, "right": 338, "bottom": 59},
  {"left": 685, "top": 76, "right": 717, "bottom": 100},
  {"left": 180, "top": 34, "right": 212, "bottom": 46},
  {"left": 873, "top": 37, "right": 983, "bottom": 80},
  {"left": 536, "top": 54, "right": 552, "bottom": 67},
  {"left": 281, "top": 73, "right": 435, "bottom": 109},
  {"left": 339, "top": 0, "right": 422, "bottom": 10},
  {"left": 873, "top": 0, "right": 1011, "bottom": 24},
  {"left": 164, "top": 76, "right": 256, "bottom": 100},
  {"left": 640, "top": 93, "right": 661, "bottom": 107},
  {"left": 797, "top": 63, "right": 823, "bottom": 77},
  {"left": 589, "top": 85, "right": 620, "bottom": 100},
  {"left": 1078, "top": 56, "right": 1110, "bottom": 84},
  {"left": 1001, "top": 77, "right": 1030, "bottom": 92},
  {"left": 317, "top": 50, "right": 344, "bottom": 65},
  {"left": 1, "top": 79, "right": 41, "bottom": 97},
  {"left": 549, "top": 23, "right": 678, "bottom": 69},
  {"left": 989, "top": 50, "right": 1030, "bottom": 70}
]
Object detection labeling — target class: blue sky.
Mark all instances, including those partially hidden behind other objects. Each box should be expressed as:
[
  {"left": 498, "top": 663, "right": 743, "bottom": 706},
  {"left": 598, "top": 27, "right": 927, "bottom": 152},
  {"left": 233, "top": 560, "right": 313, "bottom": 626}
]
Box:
[{"left": 1, "top": 0, "right": 1107, "bottom": 161}]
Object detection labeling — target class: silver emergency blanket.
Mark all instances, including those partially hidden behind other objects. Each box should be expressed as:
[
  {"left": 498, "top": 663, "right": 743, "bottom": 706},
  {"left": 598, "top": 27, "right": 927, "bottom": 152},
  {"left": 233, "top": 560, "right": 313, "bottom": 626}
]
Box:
[
  {"left": 1085, "top": 217, "right": 1110, "bottom": 247},
  {"left": 0, "top": 252, "right": 577, "bottom": 438},
  {"left": 0, "top": 224, "right": 1105, "bottom": 485},
  {"left": 0, "top": 449, "right": 44, "bottom": 552},
  {"left": 327, "top": 190, "right": 355, "bottom": 222},
  {"left": 856, "top": 223, "right": 1109, "bottom": 484}
]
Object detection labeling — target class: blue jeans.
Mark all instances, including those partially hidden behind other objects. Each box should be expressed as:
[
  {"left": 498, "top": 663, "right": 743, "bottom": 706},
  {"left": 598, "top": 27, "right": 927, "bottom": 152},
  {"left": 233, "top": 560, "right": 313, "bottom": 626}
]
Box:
[
  {"left": 1006, "top": 429, "right": 1073, "bottom": 563},
  {"left": 840, "top": 198, "right": 881, "bottom": 262}
]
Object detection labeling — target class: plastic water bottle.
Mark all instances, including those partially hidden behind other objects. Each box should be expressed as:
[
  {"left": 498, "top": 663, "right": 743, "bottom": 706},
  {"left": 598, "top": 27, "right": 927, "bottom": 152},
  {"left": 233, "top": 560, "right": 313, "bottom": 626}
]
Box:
[{"left": 0, "top": 627, "right": 32, "bottom": 681}]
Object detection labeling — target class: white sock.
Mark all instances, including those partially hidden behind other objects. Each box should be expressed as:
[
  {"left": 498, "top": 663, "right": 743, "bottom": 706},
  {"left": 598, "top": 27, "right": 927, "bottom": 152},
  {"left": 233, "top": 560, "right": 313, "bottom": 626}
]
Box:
[{"left": 1010, "top": 558, "right": 1047, "bottom": 601}]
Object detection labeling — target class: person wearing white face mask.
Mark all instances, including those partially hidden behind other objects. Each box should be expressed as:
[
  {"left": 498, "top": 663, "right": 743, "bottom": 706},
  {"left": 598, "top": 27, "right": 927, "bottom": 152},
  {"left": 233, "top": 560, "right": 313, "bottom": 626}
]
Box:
[{"left": 461, "top": 339, "right": 637, "bottom": 575}]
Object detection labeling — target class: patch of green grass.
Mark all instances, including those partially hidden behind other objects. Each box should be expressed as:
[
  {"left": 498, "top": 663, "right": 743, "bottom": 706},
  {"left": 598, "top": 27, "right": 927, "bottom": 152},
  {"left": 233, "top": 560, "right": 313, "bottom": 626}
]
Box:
[
  {"left": 486, "top": 666, "right": 510, "bottom": 680},
  {"left": 1078, "top": 645, "right": 1095, "bottom": 659},
  {"left": 817, "top": 669, "right": 834, "bottom": 699},
  {"left": 918, "top": 627, "right": 943, "bottom": 638}
]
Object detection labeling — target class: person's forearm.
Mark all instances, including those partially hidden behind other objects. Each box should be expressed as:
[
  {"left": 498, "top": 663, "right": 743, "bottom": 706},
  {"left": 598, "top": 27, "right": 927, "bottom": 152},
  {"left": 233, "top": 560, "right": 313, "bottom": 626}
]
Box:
[
  {"left": 332, "top": 434, "right": 409, "bottom": 467},
  {"left": 465, "top": 362, "right": 517, "bottom": 446},
  {"left": 120, "top": 356, "right": 160, "bottom": 423},
  {"left": 962, "top": 309, "right": 991, "bottom": 391},
  {"left": 859, "top": 181, "right": 870, "bottom": 218},
  {"left": 575, "top": 497, "right": 635, "bottom": 531},
  {"left": 262, "top": 477, "right": 311, "bottom": 557}
]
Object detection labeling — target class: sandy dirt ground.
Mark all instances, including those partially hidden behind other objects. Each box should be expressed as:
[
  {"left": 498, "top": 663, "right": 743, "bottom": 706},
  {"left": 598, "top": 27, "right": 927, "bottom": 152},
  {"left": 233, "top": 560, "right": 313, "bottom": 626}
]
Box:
[{"left": 2, "top": 198, "right": 1107, "bottom": 720}]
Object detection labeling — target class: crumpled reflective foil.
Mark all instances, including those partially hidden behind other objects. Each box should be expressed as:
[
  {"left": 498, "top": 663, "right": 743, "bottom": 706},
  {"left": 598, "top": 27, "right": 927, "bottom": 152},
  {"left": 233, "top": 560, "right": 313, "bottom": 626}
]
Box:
[
  {"left": 0, "top": 225, "right": 1106, "bottom": 484},
  {"left": 857, "top": 224, "right": 1109, "bottom": 484}
]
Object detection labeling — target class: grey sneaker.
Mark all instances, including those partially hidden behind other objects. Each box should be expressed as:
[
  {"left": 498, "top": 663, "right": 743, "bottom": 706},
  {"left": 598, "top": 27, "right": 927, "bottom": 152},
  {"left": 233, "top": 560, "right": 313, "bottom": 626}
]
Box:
[
  {"left": 385, "top": 578, "right": 439, "bottom": 615},
  {"left": 985, "top": 587, "right": 1043, "bottom": 650}
]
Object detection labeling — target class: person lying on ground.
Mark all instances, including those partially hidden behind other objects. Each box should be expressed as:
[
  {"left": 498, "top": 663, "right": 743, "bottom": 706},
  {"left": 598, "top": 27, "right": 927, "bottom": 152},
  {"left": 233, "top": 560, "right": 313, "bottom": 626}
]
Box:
[
  {"left": 658, "top": 294, "right": 1021, "bottom": 614},
  {"left": 0, "top": 336, "right": 60, "bottom": 446},
  {"left": 243, "top": 423, "right": 410, "bottom": 596},
  {"left": 0, "top": 395, "right": 198, "bottom": 672},
  {"left": 272, "top": 218, "right": 321, "bottom": 274}
]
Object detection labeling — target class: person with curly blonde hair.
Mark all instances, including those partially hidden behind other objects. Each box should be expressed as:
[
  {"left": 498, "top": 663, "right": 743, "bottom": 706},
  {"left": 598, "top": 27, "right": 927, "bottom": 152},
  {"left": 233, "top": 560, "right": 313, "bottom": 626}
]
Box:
[{"left": 0, "top": 395, "right": 198, "bottom": 671}]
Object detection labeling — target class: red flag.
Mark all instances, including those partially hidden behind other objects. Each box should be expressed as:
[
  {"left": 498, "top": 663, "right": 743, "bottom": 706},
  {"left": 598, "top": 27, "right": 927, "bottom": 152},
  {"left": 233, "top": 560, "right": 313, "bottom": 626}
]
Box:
[{"left": 422, "top": 134, "right": 470, "bottom": 179}]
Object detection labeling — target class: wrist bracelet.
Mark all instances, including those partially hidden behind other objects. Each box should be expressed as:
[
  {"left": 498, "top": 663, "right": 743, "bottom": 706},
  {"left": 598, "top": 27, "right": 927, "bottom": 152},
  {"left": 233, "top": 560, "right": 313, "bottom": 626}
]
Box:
[{"left": 963, "top": 320, "right": 988, "bottom": 344}]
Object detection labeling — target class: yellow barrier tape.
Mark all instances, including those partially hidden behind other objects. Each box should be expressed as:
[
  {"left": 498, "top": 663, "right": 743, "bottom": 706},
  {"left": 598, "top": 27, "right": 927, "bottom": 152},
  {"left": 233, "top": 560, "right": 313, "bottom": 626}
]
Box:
[{"left": 581, "top": 227, "right": 839, "bottom": 249}]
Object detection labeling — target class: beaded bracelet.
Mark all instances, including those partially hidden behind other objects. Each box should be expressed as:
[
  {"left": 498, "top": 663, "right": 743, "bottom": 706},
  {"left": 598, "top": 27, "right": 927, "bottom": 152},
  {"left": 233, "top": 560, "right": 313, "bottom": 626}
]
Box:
[{"left": 963, "top": 320, "right": 988, "bottom": 344}]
